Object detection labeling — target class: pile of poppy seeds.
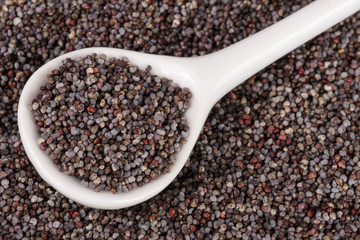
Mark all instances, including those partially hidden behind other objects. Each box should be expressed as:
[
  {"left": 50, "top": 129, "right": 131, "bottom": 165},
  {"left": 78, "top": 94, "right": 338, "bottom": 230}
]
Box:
[
  {"left": 1, "top": 0, "right": 360, "bottom": 239},
  {"left": 32, "top": 54, "right": 191, "bottom": 192}
]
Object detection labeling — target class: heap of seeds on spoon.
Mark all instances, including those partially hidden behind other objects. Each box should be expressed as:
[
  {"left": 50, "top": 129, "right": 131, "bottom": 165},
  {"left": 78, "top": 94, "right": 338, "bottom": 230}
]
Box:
[
  {"left": 2, "top": 0, "right": 360, "bottom": 239},
  {"left": 31, "top": 54, "right": 191, "bottom": 192}
]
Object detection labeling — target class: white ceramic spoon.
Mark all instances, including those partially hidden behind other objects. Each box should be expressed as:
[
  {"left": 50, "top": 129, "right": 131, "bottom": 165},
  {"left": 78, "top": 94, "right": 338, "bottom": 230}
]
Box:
[{"left": 18, "top": 0, "right": 360, "bottom": 209}]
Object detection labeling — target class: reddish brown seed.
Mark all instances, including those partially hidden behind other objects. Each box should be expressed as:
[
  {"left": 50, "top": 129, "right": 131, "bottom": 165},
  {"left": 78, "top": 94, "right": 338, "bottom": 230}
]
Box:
[
  {"left": 307, "top": 209, "right": 315, "bottom": 218},
  {"left": 242, "top": 114, "right": 250, "bottom": 120},
  {"left": 169, "top": 208, "right": 176, "bottom": 218},
  {"left": 202, "top": 212, "right": 211, "bottom": 219},
  {"left": 7, "top": 70, "right": 14, "bottom": 78},
  {"left": 87, "top": 106, "right": 95, "bottom": 113},
  {"left": 338, "top": 161, "right": 346, "bottom": 169},
  {"left": 71, "top": 211, "right": 79, "bottom": 218},
  {"left": 268, "top": 126, "right": 275, "bottom": 134},
  {"left": 40, "top": 143, "right": 47, "bottom": 151},
  {"left": 279, "top": 135, "right": 286, "bottom": 141},
  {"left": 229, "top": 92, "right": 237, "bottom": 99},
  {"left": 151, "top": 159, "right": 158, "bottom": 167},
  {"left": 76, "top": 221, "right": 83, "bottom": 228},
  {"left": 308, "top": 172, "right": 317, "bottom": 179}
]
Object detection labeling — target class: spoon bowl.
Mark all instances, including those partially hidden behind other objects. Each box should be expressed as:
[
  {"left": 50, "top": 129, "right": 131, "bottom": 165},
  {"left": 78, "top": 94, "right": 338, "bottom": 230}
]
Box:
[
  {"left": 18, "top": 0, "right": 360, "bottom": 209},
  {"left": 18, "top": 48, "right": 212, "bottom": 209}
]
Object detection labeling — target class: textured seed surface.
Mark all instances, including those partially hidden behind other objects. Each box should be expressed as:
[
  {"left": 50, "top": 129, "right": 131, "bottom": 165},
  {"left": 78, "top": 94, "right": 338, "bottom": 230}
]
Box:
[
  {"left": 31, "top": 54, "right": 191, "bottom": 192},
  {"left": 2, "top": 0, "right": 360, "bottom": 239}
]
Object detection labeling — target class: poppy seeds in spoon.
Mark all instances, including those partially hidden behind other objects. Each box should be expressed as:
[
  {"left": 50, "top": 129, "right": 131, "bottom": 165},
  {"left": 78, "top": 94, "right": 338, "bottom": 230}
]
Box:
[{"left": 31, "top": 54, "right": 192, "bottom": 193}]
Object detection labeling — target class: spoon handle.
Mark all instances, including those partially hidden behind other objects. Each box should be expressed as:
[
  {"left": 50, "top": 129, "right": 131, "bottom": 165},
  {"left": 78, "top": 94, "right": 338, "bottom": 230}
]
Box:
[{"left": 191, "top": 0, "right": 360, "bottom": 105}]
